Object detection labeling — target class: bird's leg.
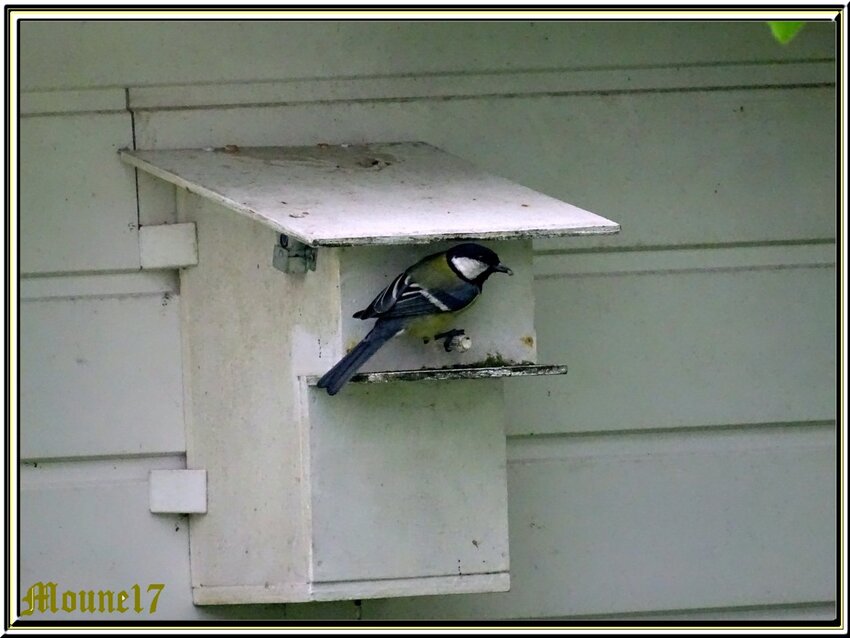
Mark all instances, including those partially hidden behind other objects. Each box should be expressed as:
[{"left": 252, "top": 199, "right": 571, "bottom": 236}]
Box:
[{"left": 434, "top": 328, "right": 468, "bottom": 352}]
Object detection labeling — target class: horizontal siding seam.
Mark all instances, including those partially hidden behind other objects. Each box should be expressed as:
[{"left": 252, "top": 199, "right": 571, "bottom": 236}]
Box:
[
  {"left": 20, "top": 270, "right": 177, "bottom": 300},
  {"left": 24, "top": 56, "right": 839, "bottom": 92},
  {"left": 19, "top": 242, "right": 836, "bottom": 291},
  {"left": 20, "top": 108, "right": 127, "bottom": 118},
  {"left": 19, "top": 453, "right": 187, "bottom": 486},
  {"left": 506, "top": 419, "right": 836, "bottom": 442},
  {"left": 534, "top": 242, "right": 836, "bottom": 278},
  {"left": 21, "top": 60, "right": 835, "bottom": 115},
  {"left": 506, "top": 422, "right": 836, "bottom": 463},
  {"left": 534, "top": 237, "right": 837, "bottom": 256},
  {"left": 127, "top": 82, "right": 835, "bottom": 114},
  {"left": 545, "top": 600, "right": 837, "bottom": 621},
  {"left": 533, "top": 261, "right": 836, "bottom": 280}
]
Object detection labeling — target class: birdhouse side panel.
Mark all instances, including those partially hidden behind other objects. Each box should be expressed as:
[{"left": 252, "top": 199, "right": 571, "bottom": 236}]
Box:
[{"left": 177, "top": 192, "right": 337, "bottom": 599}]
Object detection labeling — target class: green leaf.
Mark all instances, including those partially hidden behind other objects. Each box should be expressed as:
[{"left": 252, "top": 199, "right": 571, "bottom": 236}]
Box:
[{"left": 768, "top": 21, "right": 805, "bottom": 44}]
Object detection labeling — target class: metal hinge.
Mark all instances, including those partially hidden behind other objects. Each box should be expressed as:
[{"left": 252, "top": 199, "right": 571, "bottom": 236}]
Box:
[{"left": 273, "top": 234, "right": 317, "bottom": 273}]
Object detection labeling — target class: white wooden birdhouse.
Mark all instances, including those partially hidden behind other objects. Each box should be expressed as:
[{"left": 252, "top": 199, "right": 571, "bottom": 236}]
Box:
[{"left": 122, "top": 142, "right": 619, "bottom": 605}]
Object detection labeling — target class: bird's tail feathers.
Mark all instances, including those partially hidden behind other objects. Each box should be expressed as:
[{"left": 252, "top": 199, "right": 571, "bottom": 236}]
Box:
[{"left": 316, "top": 319, "right": 405, "bottom": 395}]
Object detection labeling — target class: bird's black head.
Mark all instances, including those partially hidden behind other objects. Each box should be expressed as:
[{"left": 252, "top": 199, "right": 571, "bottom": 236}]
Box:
[{"left": 446, "top": 243, "right": 514, "bottom": 285}]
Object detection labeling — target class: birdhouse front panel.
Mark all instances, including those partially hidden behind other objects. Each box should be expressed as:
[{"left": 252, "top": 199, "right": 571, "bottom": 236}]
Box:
[{"left": 306, "top": 379, "right": 510, "bottom": 587}]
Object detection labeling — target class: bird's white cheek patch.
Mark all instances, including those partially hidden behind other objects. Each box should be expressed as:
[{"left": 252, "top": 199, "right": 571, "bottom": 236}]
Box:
[{"left": 451, "top": 256, "right": 489, "bottom": 280}]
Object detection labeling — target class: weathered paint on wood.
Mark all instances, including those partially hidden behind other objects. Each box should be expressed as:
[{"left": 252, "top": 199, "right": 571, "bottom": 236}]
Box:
[
  {"left": 303, "top": 364, "right": 567, "bottom": 386},
  {"left": 177, "top": 192, "right": 523, "bottom": 603},
  {"left": 306, "top": 380, "right": 509, "bottom": 586},
  {"left": 120, "top": 143, "right": 619, "bottom": 246}
]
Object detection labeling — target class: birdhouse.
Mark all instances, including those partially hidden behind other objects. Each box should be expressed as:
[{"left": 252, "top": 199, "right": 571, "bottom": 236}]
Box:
[{"left": 121, "top": 142, "right": 619, "bottom": 604}]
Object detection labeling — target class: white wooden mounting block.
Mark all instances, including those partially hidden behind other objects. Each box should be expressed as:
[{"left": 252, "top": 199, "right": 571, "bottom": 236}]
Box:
[
  {"left": 149, "top": 469, "right": 207, "bottom": 514},
  {"left": 139, "top": 222, "right": 198, "bottom": 270}
]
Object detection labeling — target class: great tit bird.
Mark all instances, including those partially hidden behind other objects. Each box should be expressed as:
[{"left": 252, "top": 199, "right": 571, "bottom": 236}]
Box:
[{"left": 316, "top": 242, "right": 513, "bottom": 395}]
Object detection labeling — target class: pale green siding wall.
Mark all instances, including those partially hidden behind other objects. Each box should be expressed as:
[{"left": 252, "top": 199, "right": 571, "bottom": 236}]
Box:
[{"left": 19, "top": 20, "right": 837, "bottom": 621}]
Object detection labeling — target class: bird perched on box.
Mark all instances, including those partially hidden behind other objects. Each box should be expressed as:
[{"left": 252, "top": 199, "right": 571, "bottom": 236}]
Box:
[{"left": 316, "top": 242, "right": 513, "bottom": 395}]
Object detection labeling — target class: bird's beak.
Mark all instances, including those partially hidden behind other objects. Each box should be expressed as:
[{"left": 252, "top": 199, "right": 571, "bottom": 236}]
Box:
[{"left": 494, "top": 263, "right": 514, "bottom": 276}]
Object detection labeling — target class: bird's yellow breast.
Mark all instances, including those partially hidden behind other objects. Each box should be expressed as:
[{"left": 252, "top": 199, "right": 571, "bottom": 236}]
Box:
[{"left": 404, "top": 296, "right": 479, "bottom": 338}]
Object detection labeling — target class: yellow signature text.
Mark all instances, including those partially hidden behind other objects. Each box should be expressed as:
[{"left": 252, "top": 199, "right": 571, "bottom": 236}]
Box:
[{"left": 21, "top": 582, "right": 165, "bottom": 615}]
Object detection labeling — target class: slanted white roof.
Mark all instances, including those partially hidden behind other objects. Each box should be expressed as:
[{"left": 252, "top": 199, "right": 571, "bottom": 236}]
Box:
[{"left": 121, "top": 141, "right": 619, "bottom": 247}]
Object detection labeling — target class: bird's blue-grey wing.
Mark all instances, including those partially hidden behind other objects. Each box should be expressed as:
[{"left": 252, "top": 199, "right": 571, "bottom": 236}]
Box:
[
  {"left": 381, "top": 281, "right": 479, "bottom": 318},
  {"left": 354, "top": 275, "right": 479, "bottom": 319},
  {"left": 353, "top": 272, "right": 411, "bottom": 318}
]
